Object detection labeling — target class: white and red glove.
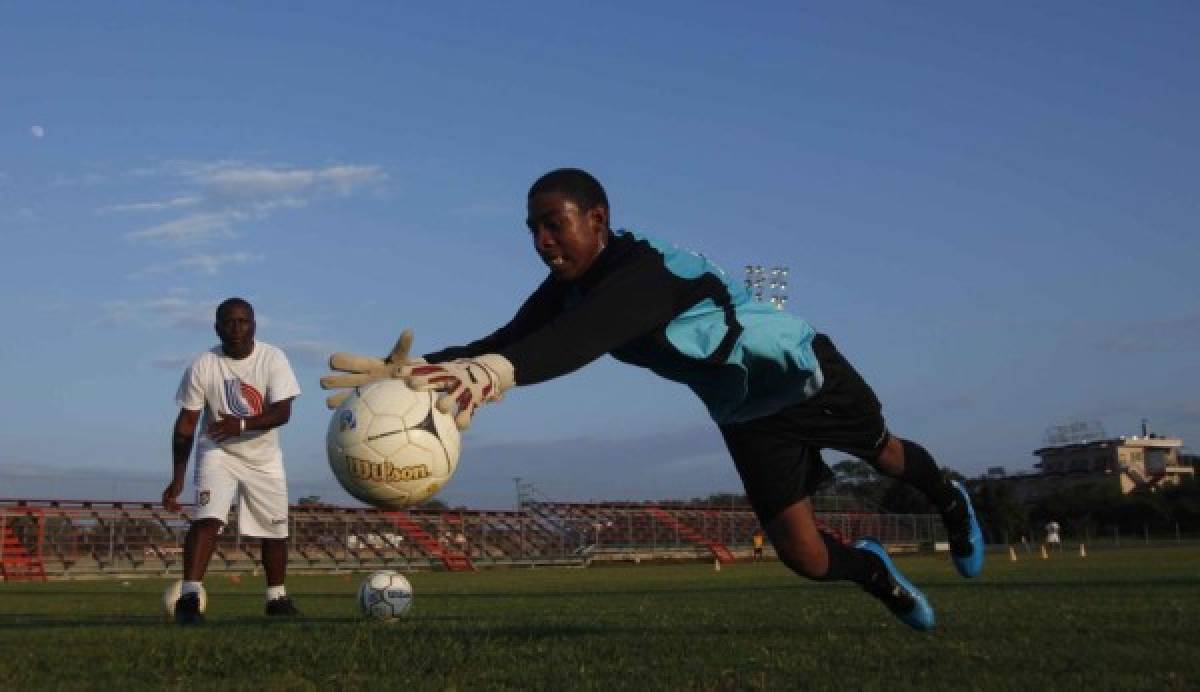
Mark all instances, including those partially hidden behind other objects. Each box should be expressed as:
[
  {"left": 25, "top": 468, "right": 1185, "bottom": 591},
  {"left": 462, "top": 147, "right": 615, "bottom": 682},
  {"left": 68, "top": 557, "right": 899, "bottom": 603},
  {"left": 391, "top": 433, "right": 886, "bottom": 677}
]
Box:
[
  {"left": 402, "top": 354, "right": 515, "bottom": 430},
  {"left": 320, "top": 329, "right": 426, "bottom": 409}
]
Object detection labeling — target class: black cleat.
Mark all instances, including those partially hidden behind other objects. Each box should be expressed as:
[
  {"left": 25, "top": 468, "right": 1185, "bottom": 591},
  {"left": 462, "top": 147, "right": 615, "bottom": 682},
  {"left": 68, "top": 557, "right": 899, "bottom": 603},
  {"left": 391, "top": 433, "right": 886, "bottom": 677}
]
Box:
[
  {"left": 265, "top": 596, "right": 299, "bottom": 617},
  {"left": 175, "top": 593, "right": 205, "bottom": 626}
]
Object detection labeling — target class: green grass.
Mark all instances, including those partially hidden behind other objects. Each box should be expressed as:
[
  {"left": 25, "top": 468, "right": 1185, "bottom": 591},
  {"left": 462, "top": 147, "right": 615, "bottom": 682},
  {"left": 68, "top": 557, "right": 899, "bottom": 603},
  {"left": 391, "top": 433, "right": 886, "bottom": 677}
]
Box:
[{"left": 2, "top": 548, "right": 1198, "bottom": 690}]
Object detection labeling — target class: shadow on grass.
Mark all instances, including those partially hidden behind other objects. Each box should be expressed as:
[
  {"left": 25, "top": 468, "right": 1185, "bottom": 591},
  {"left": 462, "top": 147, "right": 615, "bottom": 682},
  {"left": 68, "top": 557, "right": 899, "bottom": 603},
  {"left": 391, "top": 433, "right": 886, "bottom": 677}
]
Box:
[
  {"left": 4, "top": 575, "right": 1196, "bottom": 604},
  {"left": 0, "top": 614, "right": 906, "bottom": 639},
  {"left": 920, "top": 576, "right": 1200, "bottom": 591}
]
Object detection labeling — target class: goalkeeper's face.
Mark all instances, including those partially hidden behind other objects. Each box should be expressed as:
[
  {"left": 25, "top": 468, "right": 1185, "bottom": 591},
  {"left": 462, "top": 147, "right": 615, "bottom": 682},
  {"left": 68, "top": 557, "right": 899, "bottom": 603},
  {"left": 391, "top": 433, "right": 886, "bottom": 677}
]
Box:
[{"left": 526, "top": 192, "right": 609, "bottom": 282}]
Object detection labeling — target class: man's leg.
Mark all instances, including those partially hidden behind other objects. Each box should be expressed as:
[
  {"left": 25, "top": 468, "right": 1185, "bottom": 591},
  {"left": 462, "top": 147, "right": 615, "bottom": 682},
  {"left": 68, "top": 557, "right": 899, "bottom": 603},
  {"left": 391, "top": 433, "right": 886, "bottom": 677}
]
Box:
[
  {"left": 176, "top": 518, "right": 221, "bottom": 625},
  {"left": 766, "top": 498, "right": 934, "bottom": 631},
  {"left": 182, "top": 518, "right": 222, "bottom": 581},
  {"left": 262, "top": 537, "right": 288, "bottom": 587},
  {"left": 871, "top": 435, "right": 983, "bottom": 577},
  {"left": 261, "top": 537, "right": 298, "bottom": 615}
]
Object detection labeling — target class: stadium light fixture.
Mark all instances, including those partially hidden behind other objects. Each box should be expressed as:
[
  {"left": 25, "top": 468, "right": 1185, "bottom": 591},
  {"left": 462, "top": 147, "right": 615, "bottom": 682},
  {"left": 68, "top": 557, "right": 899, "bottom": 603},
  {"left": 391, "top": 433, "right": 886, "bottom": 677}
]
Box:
[{"left": 745, "top": 264, "right": 789, "bottom": 310}]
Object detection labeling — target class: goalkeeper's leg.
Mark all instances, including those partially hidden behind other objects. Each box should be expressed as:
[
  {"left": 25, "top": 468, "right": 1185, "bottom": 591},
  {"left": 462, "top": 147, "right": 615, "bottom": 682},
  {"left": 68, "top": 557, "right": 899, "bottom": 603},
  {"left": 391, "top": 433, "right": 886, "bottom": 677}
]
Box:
[
  {"left": 766, "top": 499, "right": 935, "bottom": 631},
  {"left": 871, "top": 436, "right": 984, "bottom": 578}
]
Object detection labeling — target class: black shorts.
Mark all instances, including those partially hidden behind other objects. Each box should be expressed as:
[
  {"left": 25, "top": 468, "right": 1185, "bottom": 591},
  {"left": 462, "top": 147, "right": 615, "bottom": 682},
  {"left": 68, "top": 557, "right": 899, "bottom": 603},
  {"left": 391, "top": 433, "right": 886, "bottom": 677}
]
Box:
[{"left": 719, "top": 334, "right": 889, "bottom": 525}]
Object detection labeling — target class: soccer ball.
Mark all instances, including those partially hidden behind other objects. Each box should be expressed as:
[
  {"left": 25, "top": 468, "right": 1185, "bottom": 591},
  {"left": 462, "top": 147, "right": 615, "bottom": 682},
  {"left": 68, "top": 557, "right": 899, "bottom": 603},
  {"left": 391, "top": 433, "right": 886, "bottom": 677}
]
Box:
[
  {"left": 162, "top": 579, "right": 207, "bottom": 620},
  {"left": 358, "top": 570, "right": 413, "bottom": 620},
  {"left": 327, "top": 379, "right": 461, "bottom": 509}
]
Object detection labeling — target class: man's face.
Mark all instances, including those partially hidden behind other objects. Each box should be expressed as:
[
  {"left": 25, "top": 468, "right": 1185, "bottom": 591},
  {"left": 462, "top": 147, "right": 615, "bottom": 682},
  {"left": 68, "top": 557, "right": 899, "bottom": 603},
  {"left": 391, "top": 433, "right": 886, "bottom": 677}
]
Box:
[
  {"left": 526, "top": 192, "right": 608, "bottom": 282},
  {"left": 215, "top": 304, "right": 255, "bottom": 357}
]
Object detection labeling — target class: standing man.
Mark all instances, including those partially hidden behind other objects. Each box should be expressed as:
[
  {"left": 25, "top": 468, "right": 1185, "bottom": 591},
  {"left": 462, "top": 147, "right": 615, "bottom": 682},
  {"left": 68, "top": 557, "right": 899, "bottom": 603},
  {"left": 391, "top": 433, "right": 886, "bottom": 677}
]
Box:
[
  {"left": 1045, "top": 520, "right": 1062, "bottom": 553},
  {"left": 162, "top": 297, "right": 302, "bottom": 625}
]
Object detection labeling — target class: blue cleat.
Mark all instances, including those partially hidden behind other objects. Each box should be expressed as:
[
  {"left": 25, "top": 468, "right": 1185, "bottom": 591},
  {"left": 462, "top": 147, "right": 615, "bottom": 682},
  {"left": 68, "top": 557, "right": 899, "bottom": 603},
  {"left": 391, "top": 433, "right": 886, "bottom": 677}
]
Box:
[
  {"left": 946, "top": 480, "right": 984, "bottom": 578},
  {"left": 854, "top": 537, "right": 936, "bottom": 632}
]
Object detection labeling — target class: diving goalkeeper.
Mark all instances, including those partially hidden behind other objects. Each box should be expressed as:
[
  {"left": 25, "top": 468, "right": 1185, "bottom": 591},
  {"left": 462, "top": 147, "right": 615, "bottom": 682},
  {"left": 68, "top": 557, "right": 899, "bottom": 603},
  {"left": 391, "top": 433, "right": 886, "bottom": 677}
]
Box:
[{"left": 322, "top": 168, "right": 984, "bottom": 631}]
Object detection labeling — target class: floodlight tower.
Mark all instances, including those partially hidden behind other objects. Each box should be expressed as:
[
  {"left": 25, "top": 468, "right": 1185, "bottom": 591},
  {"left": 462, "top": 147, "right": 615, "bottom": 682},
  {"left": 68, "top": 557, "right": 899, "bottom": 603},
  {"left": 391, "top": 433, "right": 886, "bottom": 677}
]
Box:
[{"left": 744, "top": 264, "right": 789, "bottom": 310}]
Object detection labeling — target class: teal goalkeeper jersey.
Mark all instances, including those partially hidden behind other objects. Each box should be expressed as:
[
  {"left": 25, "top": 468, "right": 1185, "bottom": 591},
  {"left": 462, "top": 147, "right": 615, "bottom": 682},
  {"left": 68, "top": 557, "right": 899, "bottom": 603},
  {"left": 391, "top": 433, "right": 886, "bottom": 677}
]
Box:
[{"left": 424, "top": 229, "right": 824, "bottom": 425}]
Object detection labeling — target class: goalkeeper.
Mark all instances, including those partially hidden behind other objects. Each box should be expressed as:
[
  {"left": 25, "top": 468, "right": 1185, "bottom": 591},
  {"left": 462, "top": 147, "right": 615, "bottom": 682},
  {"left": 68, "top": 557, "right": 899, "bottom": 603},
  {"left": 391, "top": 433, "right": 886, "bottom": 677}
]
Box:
[{"left": 323, "top": 168, "right": 983, "bottom": 631}]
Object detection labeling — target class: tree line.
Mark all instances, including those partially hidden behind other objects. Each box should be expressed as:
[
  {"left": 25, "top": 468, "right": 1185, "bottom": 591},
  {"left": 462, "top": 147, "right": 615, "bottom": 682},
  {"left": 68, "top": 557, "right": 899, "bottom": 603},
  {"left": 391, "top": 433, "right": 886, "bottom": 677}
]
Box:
[{"left": 832, "top": 459, "right": 1200, "bottom": 543}]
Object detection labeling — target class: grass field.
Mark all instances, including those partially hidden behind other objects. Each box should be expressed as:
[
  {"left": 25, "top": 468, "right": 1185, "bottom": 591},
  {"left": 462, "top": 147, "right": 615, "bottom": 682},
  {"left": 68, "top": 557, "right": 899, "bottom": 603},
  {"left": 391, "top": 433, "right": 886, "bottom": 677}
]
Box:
[{"left": 2, "top": 547, "right": 1198, "bottom": 690}]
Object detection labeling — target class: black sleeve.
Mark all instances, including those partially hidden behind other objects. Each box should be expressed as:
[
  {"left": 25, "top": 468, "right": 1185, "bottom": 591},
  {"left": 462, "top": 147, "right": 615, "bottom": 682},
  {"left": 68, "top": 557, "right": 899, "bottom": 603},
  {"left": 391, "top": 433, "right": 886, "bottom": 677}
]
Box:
[
  {"left": 500, "top": 249, "right": 684, "bottom": 385},
  {"left": 422, "top": 277, "right": 566, "bottom": 363}
]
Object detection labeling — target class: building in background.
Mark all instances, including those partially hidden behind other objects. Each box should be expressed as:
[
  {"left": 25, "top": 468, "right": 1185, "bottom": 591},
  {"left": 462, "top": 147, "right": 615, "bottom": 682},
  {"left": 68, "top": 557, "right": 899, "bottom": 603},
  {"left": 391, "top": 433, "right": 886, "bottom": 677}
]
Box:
[{"left": 980, "top": 420, "right": 1194, "bottom": 501}]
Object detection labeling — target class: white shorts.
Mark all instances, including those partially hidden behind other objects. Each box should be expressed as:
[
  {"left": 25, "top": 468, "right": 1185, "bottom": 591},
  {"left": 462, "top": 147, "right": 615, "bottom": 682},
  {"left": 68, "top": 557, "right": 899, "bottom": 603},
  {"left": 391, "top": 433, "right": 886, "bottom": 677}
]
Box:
[{"left": 194, "top": 449, "right": 289, "bottom": 539}]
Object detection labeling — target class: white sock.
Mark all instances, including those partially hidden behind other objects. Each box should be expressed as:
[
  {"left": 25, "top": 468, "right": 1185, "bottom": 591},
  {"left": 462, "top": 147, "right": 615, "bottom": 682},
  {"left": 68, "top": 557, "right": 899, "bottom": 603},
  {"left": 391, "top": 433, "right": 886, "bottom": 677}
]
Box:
[
  {"left": 266, "top": 585, "right": 287, "bottom": 601},
  {"left": 182, "top": 581, "right": 204, "bottom": 597}
]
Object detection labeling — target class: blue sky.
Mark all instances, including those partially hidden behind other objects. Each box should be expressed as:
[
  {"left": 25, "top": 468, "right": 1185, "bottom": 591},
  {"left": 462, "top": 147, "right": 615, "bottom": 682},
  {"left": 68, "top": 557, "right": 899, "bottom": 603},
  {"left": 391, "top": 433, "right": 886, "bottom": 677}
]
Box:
[{"left": 2, "top": 2, "right": 1198, "bottom": 509}]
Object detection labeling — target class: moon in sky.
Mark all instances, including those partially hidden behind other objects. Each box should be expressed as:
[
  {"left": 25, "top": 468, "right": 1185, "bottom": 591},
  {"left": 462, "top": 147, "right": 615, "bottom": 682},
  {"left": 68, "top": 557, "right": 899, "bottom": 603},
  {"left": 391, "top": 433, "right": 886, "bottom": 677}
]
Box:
[{"left": 31, "top": 125, "right": 46, "bottom": 139}]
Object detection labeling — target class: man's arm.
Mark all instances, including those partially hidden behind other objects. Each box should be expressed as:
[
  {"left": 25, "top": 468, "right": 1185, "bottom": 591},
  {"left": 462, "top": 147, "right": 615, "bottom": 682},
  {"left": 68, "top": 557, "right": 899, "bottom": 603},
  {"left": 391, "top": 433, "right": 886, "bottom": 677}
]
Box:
[
  {"left": 206, "top": 397, "right": 294, "bottom": 442},
  {"left": 497, "top": 250, "right": 685, "bottom": 384},
  {"left": 423, "top": 277, "right": 566, "bottom": 363},
  {"left": 162, "top": 408, "right": 200, "bottom": 512}
]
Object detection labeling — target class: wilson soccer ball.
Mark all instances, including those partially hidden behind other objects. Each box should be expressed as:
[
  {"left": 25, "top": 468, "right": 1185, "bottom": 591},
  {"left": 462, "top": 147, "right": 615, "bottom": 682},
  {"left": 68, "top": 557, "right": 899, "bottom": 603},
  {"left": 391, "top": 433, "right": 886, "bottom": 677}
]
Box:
[
  {"left": 162, "top": 579, "right": 207, "bottom": 620},
  {"left": 327, "top": 379, "right": 461, "bottom": 509},
  {"left": 358, "top": 570, "right": 413, "bottom": 620}
]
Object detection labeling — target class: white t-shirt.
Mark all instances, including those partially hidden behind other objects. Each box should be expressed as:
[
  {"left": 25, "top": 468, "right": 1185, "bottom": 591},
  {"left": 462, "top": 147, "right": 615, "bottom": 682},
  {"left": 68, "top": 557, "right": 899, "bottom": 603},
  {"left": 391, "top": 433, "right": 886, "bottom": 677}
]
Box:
[
  {"left": 1045, "top": 521, "right": 1061, "bottom": 543},
  {"left": 175, "top": 341, "right": 301, "bottom": 466}
]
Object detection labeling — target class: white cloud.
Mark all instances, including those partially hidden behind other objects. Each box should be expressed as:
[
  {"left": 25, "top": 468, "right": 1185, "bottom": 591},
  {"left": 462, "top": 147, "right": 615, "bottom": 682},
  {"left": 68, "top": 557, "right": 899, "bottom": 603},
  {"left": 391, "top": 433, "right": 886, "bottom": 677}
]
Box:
[
  {"left": 203, "top": 167, "right": 318, "bottom": 198},
  {"left": 129, "top": 252, "right": 263, "bottom": 279},
  {"left": 97, "top": 295, "right": 216, "bottom": 329},
  {"left": 120, "top": 161, "right": 385, "bottom": 246},
  {"left": 126, "top": 210, "right": 245, "bottom": 243},
  {"left": 100, "top": 196, "right": 200, "bottom": 214},
  {"left": 197, "top": 163, "right": 385, "bottom": 201},
  {"left": 317, "top": 165, "right": 386, "bottom": 195},
  {"left": 31, "top": 125, "right": 45, "bottom": 139}
]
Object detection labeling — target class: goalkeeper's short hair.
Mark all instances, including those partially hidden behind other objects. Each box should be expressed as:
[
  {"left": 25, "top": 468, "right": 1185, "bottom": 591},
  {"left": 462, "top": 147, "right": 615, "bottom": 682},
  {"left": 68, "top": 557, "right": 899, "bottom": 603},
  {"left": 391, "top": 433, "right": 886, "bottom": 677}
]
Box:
[{"left": 528, "top": 168, "right": 609, "bottom": 215}]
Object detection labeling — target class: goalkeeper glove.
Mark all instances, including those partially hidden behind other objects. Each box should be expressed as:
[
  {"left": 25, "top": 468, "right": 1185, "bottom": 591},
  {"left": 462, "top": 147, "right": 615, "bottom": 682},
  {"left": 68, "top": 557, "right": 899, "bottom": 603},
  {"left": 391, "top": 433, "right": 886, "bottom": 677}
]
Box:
[
  {"left": 402, "top": 354, "right": 515, "bottom": 430},
  {"left": 320, "top": 329, "right": 426, "bottom": 409}
]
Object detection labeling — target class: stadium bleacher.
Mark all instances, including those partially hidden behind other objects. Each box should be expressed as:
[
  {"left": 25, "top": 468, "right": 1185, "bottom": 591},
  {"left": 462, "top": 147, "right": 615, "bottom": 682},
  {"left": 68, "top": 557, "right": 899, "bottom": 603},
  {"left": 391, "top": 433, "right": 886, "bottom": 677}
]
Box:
[{"left": 0, "top": 498, "right": 945, "bottom": 579}]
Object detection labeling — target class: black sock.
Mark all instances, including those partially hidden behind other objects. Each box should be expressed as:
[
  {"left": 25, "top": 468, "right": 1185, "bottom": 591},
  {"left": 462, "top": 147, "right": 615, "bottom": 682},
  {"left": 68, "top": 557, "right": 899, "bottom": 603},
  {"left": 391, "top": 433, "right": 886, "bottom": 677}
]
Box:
[
  {"left": 896, "top": 439, "right": 963, "bottom": 520},
  {"left": 815, "top": 531, "right": 886, "bottom": 591}
]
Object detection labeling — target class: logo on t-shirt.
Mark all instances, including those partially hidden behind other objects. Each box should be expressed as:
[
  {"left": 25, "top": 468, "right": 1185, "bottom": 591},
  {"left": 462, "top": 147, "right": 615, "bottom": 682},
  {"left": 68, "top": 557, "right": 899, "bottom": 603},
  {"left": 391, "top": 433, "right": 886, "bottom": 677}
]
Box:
[{"left": 224, "top": 379, "right": 264, "bottom": 417}]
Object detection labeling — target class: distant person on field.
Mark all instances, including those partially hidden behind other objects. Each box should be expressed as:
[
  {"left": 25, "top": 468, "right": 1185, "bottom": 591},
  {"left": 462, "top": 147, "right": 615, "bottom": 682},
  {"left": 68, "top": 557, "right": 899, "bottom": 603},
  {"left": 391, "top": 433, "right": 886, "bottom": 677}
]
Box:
[
  {"left": 162, "top": 297, "right": 301, "bottom": 625},
  {"left": 752, "top": 530, "right": 765, "bottom": 561},
  {"left": 1045, "top": 521, "right": 1062, "bottom": 552},
  {"left": 322, "top": 168, "right": 985, "bottom": 631}
]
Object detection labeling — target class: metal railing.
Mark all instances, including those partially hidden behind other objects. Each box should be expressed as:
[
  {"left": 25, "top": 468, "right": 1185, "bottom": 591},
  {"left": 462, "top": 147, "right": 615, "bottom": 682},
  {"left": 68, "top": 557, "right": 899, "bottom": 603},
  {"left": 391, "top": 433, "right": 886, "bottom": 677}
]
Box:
[{"left": 0, "top": 498, "right": 946, "bottom": 578}]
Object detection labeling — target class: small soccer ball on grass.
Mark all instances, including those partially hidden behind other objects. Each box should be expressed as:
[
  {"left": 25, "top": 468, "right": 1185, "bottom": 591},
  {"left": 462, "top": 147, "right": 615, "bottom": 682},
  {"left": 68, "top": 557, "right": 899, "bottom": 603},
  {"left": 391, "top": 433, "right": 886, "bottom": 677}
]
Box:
[
  {"left": 327, "top": 379, "right": 461, "bottom": 509},
  {"left": 162, "top": 579, "right": 206, "bottom": 620},
  {"left": 358, "top": 570, "right": 413, "bottom": 621}
]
